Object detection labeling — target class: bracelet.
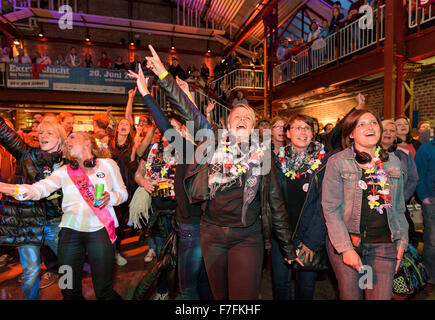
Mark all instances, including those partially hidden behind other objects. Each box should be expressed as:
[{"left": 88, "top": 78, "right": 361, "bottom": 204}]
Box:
[
  {"left": 10, "top": 185, "right": 19, "bottom": 197},
  {"left": 158, "top": 71, "right": 168, "bottom": 81},
  {"left": 187, "top": 93, "right": 193, "bottom": 100}
]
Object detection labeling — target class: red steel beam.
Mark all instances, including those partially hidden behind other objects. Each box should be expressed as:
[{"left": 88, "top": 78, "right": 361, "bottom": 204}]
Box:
[{"left": 222, "top": 0, "right": 278, "bottom": 57}]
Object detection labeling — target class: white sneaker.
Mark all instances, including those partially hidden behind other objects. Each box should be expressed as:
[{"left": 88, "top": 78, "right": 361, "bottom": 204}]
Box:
[
  {"left": 153, "top": 292, "right": 169, "bottom": 300},
  {"left": 115, "top": 253, "right": 127, "bottom": 266}
]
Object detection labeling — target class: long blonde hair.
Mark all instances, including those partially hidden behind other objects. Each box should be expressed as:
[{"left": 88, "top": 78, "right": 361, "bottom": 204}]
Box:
[{"left": 63, "top": 131, "right": 111, "bottom": 161}]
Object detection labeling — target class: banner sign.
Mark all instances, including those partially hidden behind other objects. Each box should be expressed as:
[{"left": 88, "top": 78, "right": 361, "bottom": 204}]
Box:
[
  {"left": 419, "top": 0, "right": 435, "bottom": 8},
  {"left": 6, "top": 63, "right": 136, "bottom": 94}
]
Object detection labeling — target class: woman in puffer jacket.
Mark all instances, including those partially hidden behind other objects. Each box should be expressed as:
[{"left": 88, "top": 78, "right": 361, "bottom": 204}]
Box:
[{"left": 0, "top": 116, "right": 66, "bottom": 299}]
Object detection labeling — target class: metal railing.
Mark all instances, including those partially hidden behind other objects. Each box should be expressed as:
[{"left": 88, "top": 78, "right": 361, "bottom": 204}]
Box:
[
  {"left": 0, "top": 0, "right": 78, "bottom": 11},
  {"left": 273, "top": 5, "right": 385, "bottom": 86},
  {"left": 176, "top": 0, "right": 224, "bottom": 30},
  {"left": 210, "top": 66, "right": 264, "bottom": 99},
  {"left": 151, "top": 85, "right": 230, "bottom": 126},
  {"left": 408, "top": 0, "right": 435, "bottom": 29}
]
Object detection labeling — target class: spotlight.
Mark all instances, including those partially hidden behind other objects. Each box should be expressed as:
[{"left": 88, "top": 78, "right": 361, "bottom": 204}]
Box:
[
  {"left": 13, "top": 39, "right": 20, "bottom": 46},
  {"left": 130, "top": 40, "right": 135, "bottom": 46},
  {"left": 171, "top": 44, "right": 175, "bottom": 50},
  {"left": 207, "top": 48, "right": 211, "bottom": 53},
  {"left": 85, "top": 36, "right": 90, "bottom": 42},
  {"left": 38, "top": 24, "right": 44, "bottom": 38}
]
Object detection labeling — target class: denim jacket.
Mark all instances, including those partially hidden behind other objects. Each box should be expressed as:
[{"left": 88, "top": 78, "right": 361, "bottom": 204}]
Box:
[{"left": 321, "top": 147, "right": 408, "bottom": 254}]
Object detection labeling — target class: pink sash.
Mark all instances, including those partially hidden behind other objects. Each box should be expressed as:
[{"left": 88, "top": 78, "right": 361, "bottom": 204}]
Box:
[{"left": 66, "top": 164, "right": 117, "bottom": 244}]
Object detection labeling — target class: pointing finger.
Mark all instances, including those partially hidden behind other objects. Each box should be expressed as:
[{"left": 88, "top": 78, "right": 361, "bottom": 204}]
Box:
[{"left": 148, "top": 44, "right": 158, "bottom": 58}]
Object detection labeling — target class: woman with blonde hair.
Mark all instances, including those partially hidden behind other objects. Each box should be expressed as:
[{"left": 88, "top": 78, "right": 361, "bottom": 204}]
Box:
[
  {"left": 131, "top": 45, "right": 301, "bottom": 300},
  {"left": 0, "top": 118, "right": 66, "bottom": 299},
  {"left": 0, "top": 131, "right": 128, "bottom": 300}
]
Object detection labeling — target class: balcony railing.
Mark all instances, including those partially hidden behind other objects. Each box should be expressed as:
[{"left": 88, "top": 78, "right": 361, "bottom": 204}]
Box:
[
  {"left": 408, "top": 0, "right": 435, "bottom": 29},
  {"left": 210, "top": 66, "right": 264, "bottom": 99},
  {"left": 0, "top": 0, "right": 78, "bottom": 12},
  {"left": 273, "top": 5, "right": 385, "bottom": 86}
]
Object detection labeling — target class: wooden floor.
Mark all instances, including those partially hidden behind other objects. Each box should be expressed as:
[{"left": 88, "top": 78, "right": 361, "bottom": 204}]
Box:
[{"left": 0, "top": 229, "right": 434, "bottom": 300}]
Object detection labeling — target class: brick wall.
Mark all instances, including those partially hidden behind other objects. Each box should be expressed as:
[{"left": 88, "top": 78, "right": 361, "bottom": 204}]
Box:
[
  {"left": 278, "top": 70, "right": 435, "bottom": 130},
  {"left": 412, "top": 70, "right": 435, "bottom": 125},
  {"left": 279, "top": 86, "right": 384, "bottom": 128}
]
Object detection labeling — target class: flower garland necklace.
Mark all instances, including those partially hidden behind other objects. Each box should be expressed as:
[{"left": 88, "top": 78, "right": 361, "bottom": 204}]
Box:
[
  {"left": 220, "top": 130, "right": 266, "bottom": 178},
  {"left": 278, "top": 142, "right": 326, "bottom": 180},
  {"left": 145, "top": 143, "right": 176, "bottom": 180},
  {"left": 360, "top": 147, "right": 392, "bottom": 214}
]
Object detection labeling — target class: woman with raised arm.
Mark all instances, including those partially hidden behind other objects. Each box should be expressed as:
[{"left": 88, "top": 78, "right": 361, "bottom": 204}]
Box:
[
  {"left": 109, "top": 88, "right": 153, "bottom": 266},
  {"left": 133, "top": 45, "right": 301, "bottom": 300},
  {"left": 322, "top": 109, "right": 408, "bottom": 300},
  {"left": 0, "top": 132, "right": 128, "bottom": 300},
  {"left": 129, "top": 69, "right": 212, "bottom": 300},
  {"left": 0, "top": 117, "right": 66, "bottom": 300}
]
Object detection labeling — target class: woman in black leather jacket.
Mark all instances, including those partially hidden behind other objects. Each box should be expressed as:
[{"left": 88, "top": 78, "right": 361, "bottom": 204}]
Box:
[
  {"left": 131, "top": 46, "right": 301, "bottom": 300},
  {"left": 0, "top": 117, "right": 66, "bottom": 299}
]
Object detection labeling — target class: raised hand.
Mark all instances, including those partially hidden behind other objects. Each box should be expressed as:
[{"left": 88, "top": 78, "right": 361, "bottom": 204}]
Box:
[
  {"left": 127, "top": 64, "right": 150, "bottom": 97},
  {"left": 176, "top": 76, "right": 190, "bottom": 95},
  {"left": 206, "top": 100, "right": 216, "bottom": 114},
  {"left": 356, "top": 93, "right": 365, "bottom": 109},
  {"left": 145, "top": 45, "right": 167, "bottom": 77},
  {"left": 128, "top": 87, "right": 137, "bottom": 99}
]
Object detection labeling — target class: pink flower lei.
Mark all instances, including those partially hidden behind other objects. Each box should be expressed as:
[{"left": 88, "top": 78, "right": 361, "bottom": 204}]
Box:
[{"left": 278, "top": 143, "right": 326, "bottom": 180}]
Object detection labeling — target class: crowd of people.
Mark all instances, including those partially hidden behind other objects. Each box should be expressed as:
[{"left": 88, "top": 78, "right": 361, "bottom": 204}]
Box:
[
  {"left": 0, "top": 44, "right": 433, "bottom": 302},
  {"left": 277, "top": 0, "right": 384, "bottom": 69}
]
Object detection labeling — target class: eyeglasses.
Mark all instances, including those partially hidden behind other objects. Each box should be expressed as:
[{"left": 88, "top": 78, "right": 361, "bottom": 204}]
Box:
[
  {"left": 273, "top": 125, "right": 285, "bottom": 129},
  {"left": 290, "top": 126, "right": 311, "bottom": 132}
]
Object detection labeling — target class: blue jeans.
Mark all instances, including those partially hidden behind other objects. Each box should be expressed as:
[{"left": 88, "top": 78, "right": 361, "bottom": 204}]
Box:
[
  {"left": 423, "top": 198, "right": 435, "bottom": 284},
  {"left": 327, "top": 239, "right": 397, "bottom": 300},
  {"left": 271, "top": 236, "right": 317, "bottom": 300},
  {"left": 177, "top": 223, "right": 212, "bottom": 300},
  {"left": 18, "top": 220, "right": 60, "bottom": 300}
]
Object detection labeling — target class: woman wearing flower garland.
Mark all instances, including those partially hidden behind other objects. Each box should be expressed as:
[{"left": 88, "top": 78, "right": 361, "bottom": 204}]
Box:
[
  {"left": 271, "top": 114, "right": 329, "bottom": 300},
  {"left": 142, "top": 44, "right": 300, "bottom": 300},
  {"left": 322, "top": 110, "right": 408, "bottom": 300}
]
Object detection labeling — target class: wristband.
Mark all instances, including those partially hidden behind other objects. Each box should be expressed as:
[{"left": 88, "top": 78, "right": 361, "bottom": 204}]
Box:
[
  {"left": 187, "top": 93, "right": 193, "bottom": 100},
  {"left": 158, "top": 71, "right": 168, "bottom": 81},
  {"left": 11, "top": 185, "right": 19, "bottom": 197}
]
